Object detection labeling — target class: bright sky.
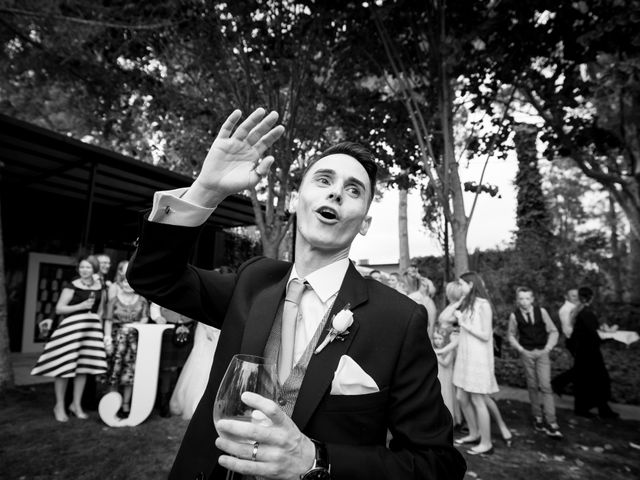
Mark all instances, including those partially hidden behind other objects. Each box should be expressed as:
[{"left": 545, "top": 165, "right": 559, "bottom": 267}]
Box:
[{"left": 350, "top": 153, "right": 519, "bottom": 264}]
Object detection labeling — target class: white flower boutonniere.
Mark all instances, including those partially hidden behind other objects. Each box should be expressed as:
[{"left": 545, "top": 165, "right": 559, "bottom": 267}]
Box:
[{"left": 314, "top": 303, "right": 353, "bottom": 354}]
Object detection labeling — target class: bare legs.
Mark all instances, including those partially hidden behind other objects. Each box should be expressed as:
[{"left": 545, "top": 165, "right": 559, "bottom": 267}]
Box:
[
  {"left": 122, "top": 385, "right": 133, "bottom": 412},
  {"left": 455, "top": 388, "right": 511, "bottom": 452},
  {"left": 470, "top": 393, "right": 492, "bottom": 452},
  {"left": 456, "top": 389, "right": 479, "bottom": 442},
  {"left": 485, "top": 396, "right": 512, "bottom": 441},
  {"left": 53, "top": 378, "right": 69, "bottom": 422},
  {"left": 53, "top": 375, "right": 89, "bottom": 421},
  {"left": 70, "top": 374, "right": 88, "bottom": 417}
]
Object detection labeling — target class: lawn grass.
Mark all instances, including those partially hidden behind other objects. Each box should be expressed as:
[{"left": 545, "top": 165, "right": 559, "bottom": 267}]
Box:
[{"left": 1, "top": 384, "right": 639, "bottom": 479}]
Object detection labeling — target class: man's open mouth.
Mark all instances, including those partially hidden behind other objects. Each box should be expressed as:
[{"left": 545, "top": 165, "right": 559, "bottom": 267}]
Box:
[{"left": 316, "top": 207, "right": 339, "bottom": 221}]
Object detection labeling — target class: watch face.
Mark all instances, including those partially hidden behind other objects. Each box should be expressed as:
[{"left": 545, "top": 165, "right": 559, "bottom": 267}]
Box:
[{"left": 302, "top": 468, "right": 331, "bottom": 480}]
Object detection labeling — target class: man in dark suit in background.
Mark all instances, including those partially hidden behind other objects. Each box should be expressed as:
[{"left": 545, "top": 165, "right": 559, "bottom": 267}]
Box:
[{"left": 128, "top": 108, "right": 465, "bottom": 480}]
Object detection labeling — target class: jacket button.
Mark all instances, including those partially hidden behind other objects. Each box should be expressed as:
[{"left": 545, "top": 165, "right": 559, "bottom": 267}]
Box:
[{"left": 278, "top": 396, "right": 287, "bottom": 406}]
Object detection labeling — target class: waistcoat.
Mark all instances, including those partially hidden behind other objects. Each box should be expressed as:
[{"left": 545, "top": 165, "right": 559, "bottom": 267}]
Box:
[{"left": 514, "top": 307, "right": 547, "bottom": 350}]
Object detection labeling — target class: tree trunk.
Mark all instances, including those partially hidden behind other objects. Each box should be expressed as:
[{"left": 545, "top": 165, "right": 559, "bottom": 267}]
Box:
[
  {"left": 261, "top": 236, "right": 280, "bottom": 260},
  {"left": 629, "top": 234, "right": 640, "bottom": 305},
  {"left": 451, "top": 219, "right": 470, "bottom": 277},
  {"left": 608, "top": 194, "right": 624, "bottom": 303},
  {"left": 440, "top": 79, "right": 470, "bottom": 277},
  {"left": 398, "top": 187, "right": 411, "bottom": 272},
  {"left": 0, "top": 190, "right": 14, "bottom": 393}
]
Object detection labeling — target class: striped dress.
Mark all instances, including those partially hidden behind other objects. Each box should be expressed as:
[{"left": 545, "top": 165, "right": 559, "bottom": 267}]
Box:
[{"left": 31, "top": 284, "right": 108, "bottom": 378}]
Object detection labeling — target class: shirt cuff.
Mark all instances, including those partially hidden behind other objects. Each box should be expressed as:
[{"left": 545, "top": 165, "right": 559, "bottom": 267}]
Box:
[{"left": 149, "top": 188, "right": 216, "bottom": 226}]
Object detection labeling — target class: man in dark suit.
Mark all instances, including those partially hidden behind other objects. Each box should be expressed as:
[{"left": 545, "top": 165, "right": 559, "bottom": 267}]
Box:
[{"left": 128, "top": 108, "right": 466, "bottom": 480}]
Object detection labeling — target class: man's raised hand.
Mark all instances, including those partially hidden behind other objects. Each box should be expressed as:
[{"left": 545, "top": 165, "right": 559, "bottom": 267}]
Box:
[{"left": 183, "top": 108, "right": 285, "bottom": 207}]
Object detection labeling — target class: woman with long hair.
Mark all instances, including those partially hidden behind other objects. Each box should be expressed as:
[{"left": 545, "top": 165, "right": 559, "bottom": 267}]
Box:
[
  {"left": 31, "top": 255, "right": 108, "bottom": 421},
  {"left": 452, "top": 271, "right": 511, "bottom": 454}
]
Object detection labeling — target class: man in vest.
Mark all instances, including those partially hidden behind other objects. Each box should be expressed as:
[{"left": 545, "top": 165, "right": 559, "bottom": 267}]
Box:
[
  {"left": 128, "top": 108, "right": 466, "bottom": 480},
  {"left": 507, "top": 286, "right": 562, "bottom": 439}
]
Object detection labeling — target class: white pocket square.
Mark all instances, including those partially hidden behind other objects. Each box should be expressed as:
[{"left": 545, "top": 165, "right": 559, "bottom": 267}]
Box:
[{"left": 330, "top": 355, "right": 379, "bottom": 395}]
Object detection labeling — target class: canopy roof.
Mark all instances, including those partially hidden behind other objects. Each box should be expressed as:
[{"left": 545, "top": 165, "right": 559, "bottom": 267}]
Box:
[{"left": 0, "top": 114, "right": 256, "bottom": 229}]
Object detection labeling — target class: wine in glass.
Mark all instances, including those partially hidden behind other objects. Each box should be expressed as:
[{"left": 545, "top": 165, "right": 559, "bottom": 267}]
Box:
[{"left": 213, "top": 354, "right": 280, "bottom": 480}]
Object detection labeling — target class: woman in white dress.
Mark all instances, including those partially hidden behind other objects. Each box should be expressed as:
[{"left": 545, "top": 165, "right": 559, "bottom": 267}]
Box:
[
  {"left": 169, "top": 321, "right": 220, "bottom": 420},
  {"left": 452, "top": 271, "right": 511, "bottom": 455}
]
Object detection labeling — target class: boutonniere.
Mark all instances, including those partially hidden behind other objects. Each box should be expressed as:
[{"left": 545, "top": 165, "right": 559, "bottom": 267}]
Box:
[{"left": 314, "top": 303, "right": 353, "bottom": 354}]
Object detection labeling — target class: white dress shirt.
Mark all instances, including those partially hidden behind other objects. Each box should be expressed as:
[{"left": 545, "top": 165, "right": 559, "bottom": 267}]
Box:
[
  {"left": 147, "top": 188, "right": 350, "bottom": 363},
  {"left": 288, "top": 260, "right": 349, "bottom": 364},
  {"left": 558, "top": 300, "right": 576, "bottom": 338}
]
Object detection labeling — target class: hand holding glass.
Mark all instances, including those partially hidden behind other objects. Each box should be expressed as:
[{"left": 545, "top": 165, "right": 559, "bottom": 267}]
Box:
[{"left": 213, "top": 354, "right": 280, "bottom": 479}]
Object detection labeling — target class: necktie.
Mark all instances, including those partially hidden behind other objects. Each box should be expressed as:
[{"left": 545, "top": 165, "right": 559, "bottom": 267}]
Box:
[
  {"left": 526, "top": 312, "right": 533, "bottom": 324},
  {"left": 279, "top": 278, "right": 307, "bottom": 382}
]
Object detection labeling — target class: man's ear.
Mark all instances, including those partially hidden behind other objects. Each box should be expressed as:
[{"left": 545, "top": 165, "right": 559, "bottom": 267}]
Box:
[
  {"left": 359, "top": 215, "right": 372, "bottom": 236},
  {"left": 289, "top": 191, "right": 299, "bottom": 213}
]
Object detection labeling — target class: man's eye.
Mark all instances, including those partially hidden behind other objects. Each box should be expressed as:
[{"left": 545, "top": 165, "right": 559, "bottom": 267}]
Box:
[
  {"left": 347, "top": 186, "right": 361, "bottom": 196},
  {"left": 318, "top": 177, "right": 330, "bottom": 184}
]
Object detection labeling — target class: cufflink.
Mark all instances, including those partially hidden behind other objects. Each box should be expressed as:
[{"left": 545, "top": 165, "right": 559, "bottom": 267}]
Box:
[{"left": 164, "top": 205, "right": 172, "bottom": 214}]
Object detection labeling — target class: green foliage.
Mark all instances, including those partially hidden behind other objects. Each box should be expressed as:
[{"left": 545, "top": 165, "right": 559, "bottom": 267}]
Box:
[
  {"left": 222, "top": 231, "right": 261, "bottom": 270},
  {"left": 510, "top": 125, "right": 559, "bottom": 304}
]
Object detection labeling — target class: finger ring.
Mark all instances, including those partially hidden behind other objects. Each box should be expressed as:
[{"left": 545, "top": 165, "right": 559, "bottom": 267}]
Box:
[{"left": 251, "top": 441, "right": 259, "bottom": 461}]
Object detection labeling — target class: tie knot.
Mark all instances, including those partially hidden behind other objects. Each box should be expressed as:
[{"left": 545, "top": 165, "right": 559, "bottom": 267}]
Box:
[{"left": 285, "top": 278, "right": 307, "bottom": 305}]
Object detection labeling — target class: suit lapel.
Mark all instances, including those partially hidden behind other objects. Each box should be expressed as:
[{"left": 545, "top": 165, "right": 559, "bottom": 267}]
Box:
[
  {"left": 292, "top": 261, "right": 368, "bottom": 430},
  {"left": 239, "top": 265, "right": 292, "bottom": 356}
]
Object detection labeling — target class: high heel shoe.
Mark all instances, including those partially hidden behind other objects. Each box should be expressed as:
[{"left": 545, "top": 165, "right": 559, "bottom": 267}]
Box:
[
  {"left": 68, "top": 404, "right": 89, "bottom": 420},
  {"left": 454, "top": 436, "right": 480, "bottom": 446},
  {"left": 53, "top": 406, "right": 69, "bottom": 423},
  {"left": 467, "top": 445, "right": 494, "bottom": 456}
]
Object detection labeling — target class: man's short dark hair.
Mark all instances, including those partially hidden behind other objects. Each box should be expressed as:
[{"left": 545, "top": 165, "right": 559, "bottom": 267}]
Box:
[
  {"left": 300, "top": 142, "right": 377, "bottom": 201},
  {"left": 516, "top": 286, "right": 534, "bottom": 296},
  {"left": 578, "top": 286, "right": 594, "bottom": 303}
]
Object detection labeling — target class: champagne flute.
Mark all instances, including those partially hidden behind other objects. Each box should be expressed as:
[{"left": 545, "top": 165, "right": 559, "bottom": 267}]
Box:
[{"left": 213, "top": 354, "right": 280, "bottom": 480}]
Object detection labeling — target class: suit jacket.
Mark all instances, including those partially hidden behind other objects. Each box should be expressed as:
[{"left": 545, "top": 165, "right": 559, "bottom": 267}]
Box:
[{"left": 128, "top": 219, "right": 466, "bottom": 480}]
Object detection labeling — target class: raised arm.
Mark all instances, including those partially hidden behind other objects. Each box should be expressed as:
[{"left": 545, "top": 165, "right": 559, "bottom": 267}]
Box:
[
  {"left": 127, "top": 108, "right": 285, "bottom": 326},
  {"left": 459, "top": 300, "right": 493, "bottom": 342}
]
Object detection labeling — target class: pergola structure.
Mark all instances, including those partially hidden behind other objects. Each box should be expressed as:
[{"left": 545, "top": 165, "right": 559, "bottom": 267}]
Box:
[
  {"left": 0, "top": 114, "right": 256, "bottom": 245},
  {"left": 0, "top": 114, "right": 258, "bottom": 352}
]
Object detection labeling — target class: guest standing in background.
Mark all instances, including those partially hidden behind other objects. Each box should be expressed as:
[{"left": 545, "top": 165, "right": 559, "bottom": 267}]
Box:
[
  {"left": 96, "top": 253, "right": 113, "bottom": 293},
  {"left": 150, "top": 303, "right": 195, "bottom": 417},
  {"left": 552, "top": 288, "right": 579, "bottom": 397},
  {"left": 170, "top": 321, "right": 220, "bottom": 420},
  {"left": 31, "top": 255, "right": 108, "bottom": 422},
  {"left": 405, "top": 273, "right": 438, "bottom": 339},
  {"left": 104, "top": 263, "right": 149, "bottom": 417},
  {"left": 507, "top": 286, "right": 562, "bottom": 438},
  {"left": 572, "top": 287, "right": 619, "bottom": 420},
  {"left": 453, "top": 271, "right": 511, "bottom": 454}
]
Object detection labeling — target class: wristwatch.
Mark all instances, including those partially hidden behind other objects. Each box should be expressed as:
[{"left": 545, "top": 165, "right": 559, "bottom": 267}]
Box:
[{"left": 300, "top": 439, "right": 331, "bottom": 479}]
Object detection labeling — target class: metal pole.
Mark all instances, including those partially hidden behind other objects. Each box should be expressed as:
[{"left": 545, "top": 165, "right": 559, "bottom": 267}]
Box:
[{"left": 80, "top": 161, "right": 97, "bottom": 254}]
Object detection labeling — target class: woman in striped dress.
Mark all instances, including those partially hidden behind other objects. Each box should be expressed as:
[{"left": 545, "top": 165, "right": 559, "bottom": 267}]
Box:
[{"left": 31, "top": 255, "right": 108, "bottom": 422}]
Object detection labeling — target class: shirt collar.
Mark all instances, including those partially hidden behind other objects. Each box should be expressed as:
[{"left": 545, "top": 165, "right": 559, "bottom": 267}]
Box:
[{"left": 289, "top": 258, "right": 350, "bottom": 303}]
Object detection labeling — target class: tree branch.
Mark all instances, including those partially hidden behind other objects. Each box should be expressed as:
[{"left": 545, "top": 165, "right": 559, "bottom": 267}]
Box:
[{"left": 0, "top": 6, "right": 183, "bottom": 30}]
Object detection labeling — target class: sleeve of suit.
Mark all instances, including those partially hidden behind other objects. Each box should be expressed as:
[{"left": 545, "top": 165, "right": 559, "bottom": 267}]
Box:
[
  {"left": 127, "top": 216, "right": 241, "bottom": 329},
  {"left": 326, "top": 305, "right": 466, "bottom": 480}
]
